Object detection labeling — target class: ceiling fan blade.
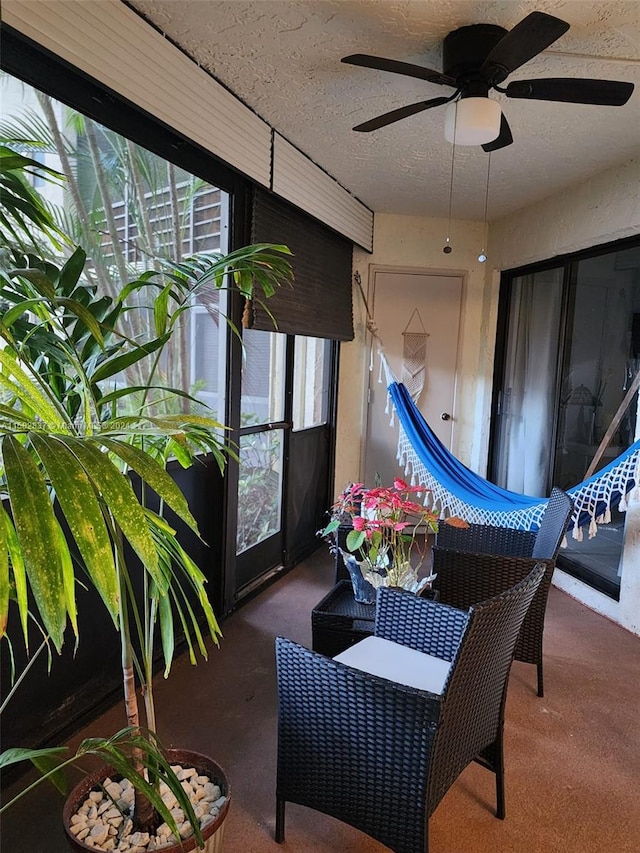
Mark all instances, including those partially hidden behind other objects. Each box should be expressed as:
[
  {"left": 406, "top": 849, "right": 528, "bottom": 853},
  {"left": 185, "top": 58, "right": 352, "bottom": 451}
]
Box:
[
  {"left": 482, "top": 114, "right": 513, "bottom": 152},
  {"left": 342, "top": 54, "right": 456, "bottom": 87},
  {"left": 353, "top": 97, "right": 453, "bottom": 132},
  {"left": 481, "top": 12, "right": 570, "bottom": 83},
  {"left": 506, "top": 78, "right": 634, "bottom": 106}
]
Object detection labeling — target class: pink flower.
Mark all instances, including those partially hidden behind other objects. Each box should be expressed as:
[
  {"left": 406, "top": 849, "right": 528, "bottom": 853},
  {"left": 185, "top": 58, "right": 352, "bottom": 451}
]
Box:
[{"left": 323, "top": 479, "right": 444, "bottom": 579}]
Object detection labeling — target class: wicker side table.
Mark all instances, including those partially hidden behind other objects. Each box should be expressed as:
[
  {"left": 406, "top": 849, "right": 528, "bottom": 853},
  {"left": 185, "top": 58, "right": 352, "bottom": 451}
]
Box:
[{"left": 311, "top": 581, "right": 376, "bottom": 656}]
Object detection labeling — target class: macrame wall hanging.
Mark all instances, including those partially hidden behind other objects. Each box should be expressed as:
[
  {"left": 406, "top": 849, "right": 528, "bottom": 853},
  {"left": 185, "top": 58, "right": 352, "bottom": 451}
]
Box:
[{"left": 401, "top": 308, "right": 428, "bottom": 403}]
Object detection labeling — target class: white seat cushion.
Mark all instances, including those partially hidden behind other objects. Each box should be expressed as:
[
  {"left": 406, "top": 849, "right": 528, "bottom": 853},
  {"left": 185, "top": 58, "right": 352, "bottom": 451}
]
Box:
[{"left": 333, "top": 635, "right": 451, "bottom": 695}]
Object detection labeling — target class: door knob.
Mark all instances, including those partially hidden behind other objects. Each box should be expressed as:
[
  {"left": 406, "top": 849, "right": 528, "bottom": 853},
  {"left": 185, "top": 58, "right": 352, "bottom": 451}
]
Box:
[{"left": 441, "top": 412, "right": 451, "bottom": 421}]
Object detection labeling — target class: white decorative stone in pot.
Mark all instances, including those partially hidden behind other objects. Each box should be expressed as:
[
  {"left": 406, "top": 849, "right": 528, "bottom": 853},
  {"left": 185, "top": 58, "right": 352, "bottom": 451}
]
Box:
[{"left": 63, "top": 750, "right": 230, "bottom": 853}]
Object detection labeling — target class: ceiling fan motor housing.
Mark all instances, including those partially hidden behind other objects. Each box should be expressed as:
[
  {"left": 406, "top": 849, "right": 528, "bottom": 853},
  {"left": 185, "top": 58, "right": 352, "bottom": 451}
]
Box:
[
  {"left": 344, "top": 11, "right": 633, "bottom": 145},
  {"left": 443, "top": 24, "right": 507, "bottom": 81}
]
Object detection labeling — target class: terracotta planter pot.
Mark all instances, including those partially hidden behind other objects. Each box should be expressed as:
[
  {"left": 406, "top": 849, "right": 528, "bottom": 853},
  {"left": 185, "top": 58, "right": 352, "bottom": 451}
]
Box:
[{"left": 63, "top": 749, "right": 230, "bottom": 853}]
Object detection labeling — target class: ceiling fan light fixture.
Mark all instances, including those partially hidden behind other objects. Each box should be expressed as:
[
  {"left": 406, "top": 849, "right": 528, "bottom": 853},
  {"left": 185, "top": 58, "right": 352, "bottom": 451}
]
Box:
[{"left": 444, "top": 97, "right": 502, "bottom": 145}]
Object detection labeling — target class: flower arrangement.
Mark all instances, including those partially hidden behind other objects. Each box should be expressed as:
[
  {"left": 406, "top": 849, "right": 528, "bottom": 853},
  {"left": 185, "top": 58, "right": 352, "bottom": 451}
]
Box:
[{"left": 321, "top": 478, "right": 441, "bottom": 594}]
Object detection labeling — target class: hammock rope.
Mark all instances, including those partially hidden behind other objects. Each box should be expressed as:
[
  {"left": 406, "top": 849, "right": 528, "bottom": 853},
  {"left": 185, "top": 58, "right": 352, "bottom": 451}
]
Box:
[{"left": 387, "top": 380, "right": 640, "bottom": 539}]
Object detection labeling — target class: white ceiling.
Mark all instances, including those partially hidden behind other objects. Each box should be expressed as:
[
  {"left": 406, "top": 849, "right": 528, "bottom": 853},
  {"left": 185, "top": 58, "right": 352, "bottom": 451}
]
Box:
[{"left": 129, "top": 0, "right": 640, "bottom": 221}]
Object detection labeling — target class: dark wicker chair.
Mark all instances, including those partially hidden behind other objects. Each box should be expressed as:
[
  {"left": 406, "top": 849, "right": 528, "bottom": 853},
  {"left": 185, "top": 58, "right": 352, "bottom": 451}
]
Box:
[
  {"left": 275, "top": 563, "right": 546, "bottom": 853},
  {"left": 432, "top": 486, "right": 574, "bottom": 697}
]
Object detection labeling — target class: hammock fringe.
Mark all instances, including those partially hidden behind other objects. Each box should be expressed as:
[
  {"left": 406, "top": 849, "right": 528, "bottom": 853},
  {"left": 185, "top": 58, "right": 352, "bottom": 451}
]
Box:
[{"left": 388, "top": 381, "right": 640, "bottom": 535}]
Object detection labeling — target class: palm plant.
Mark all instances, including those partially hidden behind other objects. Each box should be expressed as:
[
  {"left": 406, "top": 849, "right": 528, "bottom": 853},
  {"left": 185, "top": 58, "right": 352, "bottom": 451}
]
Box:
[
  {"left": 0, "top": 148, "right": 293, "bottom": 840},
  {"left": 0, "top": 81, "right": 226, "bottom": 393}
]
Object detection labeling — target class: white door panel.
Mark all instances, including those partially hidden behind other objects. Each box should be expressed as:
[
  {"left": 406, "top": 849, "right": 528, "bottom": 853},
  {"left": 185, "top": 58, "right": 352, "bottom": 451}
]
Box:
[{"left": 364, "top": 269, "right": 463, "bottom": 488}]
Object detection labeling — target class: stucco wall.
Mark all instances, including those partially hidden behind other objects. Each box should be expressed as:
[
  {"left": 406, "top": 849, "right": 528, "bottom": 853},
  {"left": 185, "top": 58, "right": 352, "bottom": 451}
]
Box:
[
  {"left": 489, "top": 158, "right": 640, "bottom": 269},
  {"left": 336, "top": 158, "right": 640, "bottom": 635},
  {"left": 335, "top": 212, "right": 498, "bottom": 493}
]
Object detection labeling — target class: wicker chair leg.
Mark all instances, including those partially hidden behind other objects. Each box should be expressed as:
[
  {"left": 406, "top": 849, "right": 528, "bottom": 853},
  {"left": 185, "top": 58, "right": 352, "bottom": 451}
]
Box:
[
  {"left": 495, "top": 737, "right": 506, "bottom": 820},
  {"left": 275, "top": 797, "right": 285, "bottom": 843},
  {"left": 537, "top": 660, "right": 544, "bottom": 697}
]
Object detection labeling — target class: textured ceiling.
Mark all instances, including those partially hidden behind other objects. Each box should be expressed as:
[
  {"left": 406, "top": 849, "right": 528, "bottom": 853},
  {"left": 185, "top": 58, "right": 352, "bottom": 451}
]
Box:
[{"left": 129, "top": 0, "right": 640, "bottom": 220}]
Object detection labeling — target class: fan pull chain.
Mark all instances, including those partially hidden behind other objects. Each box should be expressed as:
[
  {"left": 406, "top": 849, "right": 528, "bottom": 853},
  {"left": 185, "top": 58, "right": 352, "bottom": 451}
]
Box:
[
  {"left": 443, "top": 101, "right": 457, "bottom": 255},
  {"left": 478, "top": 151, "right": 491, "bottom": 263}
]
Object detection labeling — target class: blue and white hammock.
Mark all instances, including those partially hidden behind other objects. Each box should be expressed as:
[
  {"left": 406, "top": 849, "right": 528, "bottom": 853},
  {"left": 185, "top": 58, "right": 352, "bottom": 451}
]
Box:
[{"left": 388, "top": 380, "right": 640, "bottom": 541}]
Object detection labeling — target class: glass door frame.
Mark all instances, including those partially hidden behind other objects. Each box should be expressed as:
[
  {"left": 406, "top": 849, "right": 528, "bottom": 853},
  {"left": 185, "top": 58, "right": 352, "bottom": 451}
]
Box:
[
  {"left": 490, "top": 235, "right": 640, "bottom": 488},
  {"left": 233, "top": 334, "right": 294, "bottom": 597},
  {"left": 489, "top": 233, "right": 640, "bottom": 600},
  {"left": 221, "top": 300, "right": 339, "bottom": 612}
]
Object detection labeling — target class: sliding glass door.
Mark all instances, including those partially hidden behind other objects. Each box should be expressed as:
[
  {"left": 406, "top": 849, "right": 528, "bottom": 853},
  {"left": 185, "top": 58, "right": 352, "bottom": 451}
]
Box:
[{"left": 491, "top": 239, "right": 640, "bottom": 598}]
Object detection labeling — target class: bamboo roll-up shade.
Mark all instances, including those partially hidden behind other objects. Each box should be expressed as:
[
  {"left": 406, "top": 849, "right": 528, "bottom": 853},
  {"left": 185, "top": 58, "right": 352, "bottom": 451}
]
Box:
[{"left": 251, "top": 188, "right": 354, "bottom": 341}]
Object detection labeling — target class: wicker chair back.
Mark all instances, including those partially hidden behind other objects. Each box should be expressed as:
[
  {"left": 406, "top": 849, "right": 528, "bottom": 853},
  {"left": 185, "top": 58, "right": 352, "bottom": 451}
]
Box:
[{"left": 432, "top": 487, "right": 573, "bottom": 696}]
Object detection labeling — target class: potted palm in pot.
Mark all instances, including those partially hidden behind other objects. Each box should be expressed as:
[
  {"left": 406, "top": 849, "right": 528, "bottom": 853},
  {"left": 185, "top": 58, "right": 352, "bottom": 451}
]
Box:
[{"left": 0, "top": 146, "right": 293, "bottom": 851}]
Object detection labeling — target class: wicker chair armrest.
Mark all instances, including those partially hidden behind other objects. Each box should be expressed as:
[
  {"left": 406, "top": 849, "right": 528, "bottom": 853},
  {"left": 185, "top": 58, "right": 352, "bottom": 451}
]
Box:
[
  {"left": 276, "top": 637, "right": 441, "bottom": 704},
  {"left": 435, "top": 522, "right": 536, "bottom": 557},
  {"left": 375, "top": 587, "right": 469, "bottom": 662},
  {"left": 432, "top": 549, "right": 552, "bottom": 613},
  {"left": 276, "top": 635, "right": 442, "bottom": 732}
]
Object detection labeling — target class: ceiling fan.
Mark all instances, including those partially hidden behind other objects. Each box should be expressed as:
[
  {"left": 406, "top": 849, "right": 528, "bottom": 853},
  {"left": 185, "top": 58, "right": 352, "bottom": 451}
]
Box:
[{"left": 342, "top": 11, "right": 634, "bottom": 151}]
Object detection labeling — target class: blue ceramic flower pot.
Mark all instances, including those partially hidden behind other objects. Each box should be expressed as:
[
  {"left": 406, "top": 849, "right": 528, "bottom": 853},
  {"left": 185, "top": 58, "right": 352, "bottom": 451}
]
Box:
[{"left": 343, "top": 554, "right": 377, "bottom": 604}]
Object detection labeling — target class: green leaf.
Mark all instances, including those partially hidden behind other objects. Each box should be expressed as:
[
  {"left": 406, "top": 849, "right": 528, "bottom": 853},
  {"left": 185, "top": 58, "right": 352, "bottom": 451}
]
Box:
[
  {"left": 2, "top": 435, "right": 67, "bottom": 652},
  {"left": 0, "top": 745, "right": 71, "bottom": 814},
  {"left": 59, "top": 438, "right": 162, "bottom": 589},
  {"left": 157, "top": 586, "right": 175, "bottom": 678},
  {"left": 145, "top": 413, "right": 224, "bottom": 430},
  {"left": 30, "top": 434, "right": 119, "bottom": 626},
  {"left": 146, "top": 512, "right": 221, "bottom": 663},
  {"left": 8, "top": 268, "right": 56, "bottom": 299},
  {"left": 1, "top": 507, "right": 28, "bottom": 648},
  {"left": 90, "top": 333, "right": 170, "bottom": 384},
  {"left": 2, "top": 298, "right": 48, "bottom": 328},
  {"left": 97, "top": 437, "right": 199, "bottom": 535},
  {"left": 30, "top": 751, "right": 69, "bottom": 796},
  {"left": 56, "top": 297, "right": 105, "bottom": 351},
  {"left": 0, "top": 745, "right": 67, "bottom": 770},
  {"left": 153, "top": 283, "right": 172, "bottom": 337},
  {"left": 57, "top": 247, "right": 86, "bottom": 295},
  {"left": 89, "top": 748, "right": 180, "bottom": 833},
  {"left": 165, "top": 437, "right": 193, "bottom": 468},
  {"left": 76, "top": 733, "right": 203, "bottom": 847},
  {"left": 170, "top": 583, "right": 208, "bottom": 665},
  {"left": 58, "top": 524, "right": 78, "bottom": 643},
  {"left": 163, "top": 531, "right": 220, "bottom": 646},
  {"left": 98, "top": 384, "right": 201, "bottom": 408},
  {"left": 320, "top": 518, "right": 340, "bottom": 537},
  {"left": 0, "top": 147, "right": 66, "bottom": 249},
  {"left": 0, "top": 509, "right": 8, "bottom": 638},
  {"left": 0, "top": 146, "right": 64, "bottom": 179},
  {"left": 0, "top": 346, "right": 67, "bottom": 429},
  {"left": 346, "top": 529, "right": 366, "bottom": 552}
]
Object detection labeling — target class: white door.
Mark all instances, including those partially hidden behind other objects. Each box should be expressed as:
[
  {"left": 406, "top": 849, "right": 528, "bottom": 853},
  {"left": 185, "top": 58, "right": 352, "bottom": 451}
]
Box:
[{"left": 363, "top": 268, "right": 463, "bottom": 488}]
